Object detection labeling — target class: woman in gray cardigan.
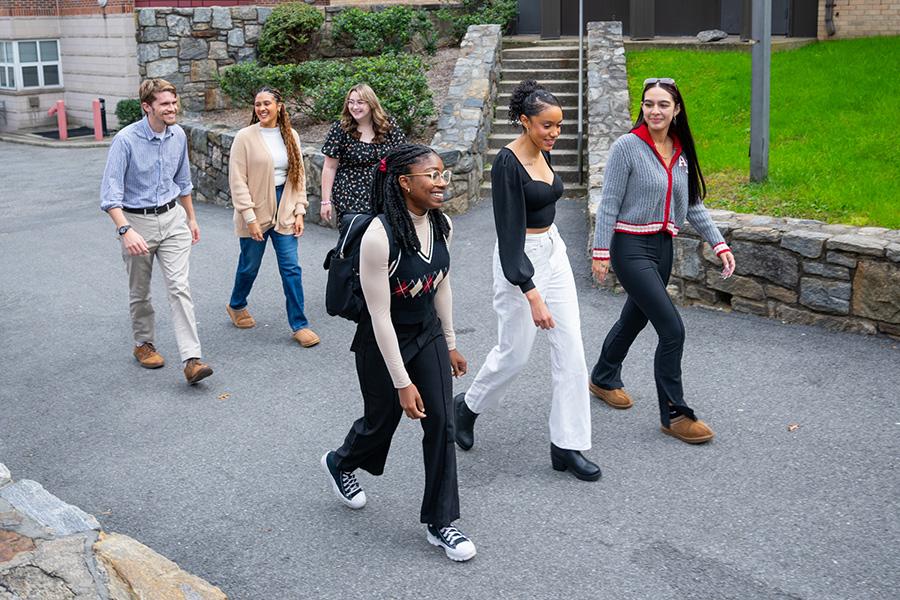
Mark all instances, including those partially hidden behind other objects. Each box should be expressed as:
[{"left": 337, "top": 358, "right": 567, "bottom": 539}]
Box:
[{"left": 590, "top": 78, "right": 736, "bottom": 444}]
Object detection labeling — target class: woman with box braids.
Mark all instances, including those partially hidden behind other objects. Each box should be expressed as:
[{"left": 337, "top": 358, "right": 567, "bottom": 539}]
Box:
[{"left": 321, "top": 143, "right": 477, "bottom": 562}]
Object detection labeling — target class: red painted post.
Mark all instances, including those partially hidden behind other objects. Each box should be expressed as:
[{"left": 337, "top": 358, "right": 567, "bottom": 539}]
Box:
[
  {"left": 92, "top": 98, "right": 103, "bottom": 140},
  {"left": 47, "top": 100, "right": 68, "bottom": 141}
]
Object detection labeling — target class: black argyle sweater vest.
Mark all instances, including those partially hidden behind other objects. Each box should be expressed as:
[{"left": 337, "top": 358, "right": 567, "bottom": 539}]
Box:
[{"left": 388, "top": 220, "right": 449, "bottom": 325}]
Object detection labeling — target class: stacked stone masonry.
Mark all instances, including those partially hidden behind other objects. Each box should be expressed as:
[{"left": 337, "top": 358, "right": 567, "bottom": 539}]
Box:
[
  {"left": 670, "top": 213, "right": 900, "bottom": 338},
  {"left": 136, "top": 5, "right": 273, "bottom": 112},
  {"left": 0, "top": 462, "right": 227, "bottom": 599},
  {"left": 184, "top": 23, "right": 502, "bottom": 225}
]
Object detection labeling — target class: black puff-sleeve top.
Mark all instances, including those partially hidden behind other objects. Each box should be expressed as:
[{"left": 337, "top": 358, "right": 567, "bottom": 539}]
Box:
[
  {"left": 491, "top": 147, "right": 564, "bottom": 293},
  {"left": 321, "top": 117, "right": 407, "bottom": 216}
]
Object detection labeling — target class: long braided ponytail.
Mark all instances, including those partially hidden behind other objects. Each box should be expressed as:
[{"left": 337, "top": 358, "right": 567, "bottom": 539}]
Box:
[
  {"left": 250, "top": 86, "right": 304, "bottom": 189},
  {"left": 370, "top": 143, "right": 450, "bottom": 255}
]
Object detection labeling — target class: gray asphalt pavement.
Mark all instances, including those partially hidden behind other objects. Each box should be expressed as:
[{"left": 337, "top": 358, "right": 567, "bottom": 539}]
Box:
[{"left": 1, "top": 141, "right": 898, "bottom": 600}]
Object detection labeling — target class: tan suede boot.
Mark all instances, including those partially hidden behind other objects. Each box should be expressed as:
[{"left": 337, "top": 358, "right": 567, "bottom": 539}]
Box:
[
  {"left": 661, "top": 416, "right": 715, "bottom": 444},
  {"left": 293, "top": 328, "right": 320, "bottom": 347},
  {"left": 589, "top": 382, "right": 634, "bottom": 409},
  {"left": 183, "top": 358, "right": 213, "bottom": 385},
  {"left": 226, "top": 305, "right": 256, "bottom": 329},
  {"left": 133, "top": 343, "right": 165, "bottom": 369}
]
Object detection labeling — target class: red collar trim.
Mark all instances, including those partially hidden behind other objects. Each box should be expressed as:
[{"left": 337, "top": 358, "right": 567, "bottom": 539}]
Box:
[{"left": 631, "top": 122, "right": 682, "bottom": 155}]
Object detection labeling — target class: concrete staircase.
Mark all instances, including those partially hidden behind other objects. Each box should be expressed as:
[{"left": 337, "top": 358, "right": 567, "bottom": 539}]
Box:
[{"left": 482, "top": 38, "right": 588, "bottom": 201}]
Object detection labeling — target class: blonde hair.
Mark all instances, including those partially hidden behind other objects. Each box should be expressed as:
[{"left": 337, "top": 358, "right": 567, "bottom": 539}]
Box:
[
  {"left": 340, "top": 83, "right": 393, "bottom": 143},
  {"left": 250, "top": 87, "right": 304, "bottom": 189},
  {"left": 139, "top": 78, "right": 177, "bottom": 113}
]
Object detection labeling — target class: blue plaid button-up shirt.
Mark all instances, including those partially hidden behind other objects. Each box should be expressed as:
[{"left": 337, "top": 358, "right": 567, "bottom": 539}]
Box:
[{"left": 99, "top": 116, "right": 193, "bottom": 212}]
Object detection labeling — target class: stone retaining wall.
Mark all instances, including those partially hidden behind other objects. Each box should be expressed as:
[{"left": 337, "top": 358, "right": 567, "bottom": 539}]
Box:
[
  {"left": 672, "top": 213, "right": 900, "bottom": 338},
  {"left": 430, "top": 23, "right": 503, "bottom": 214},
  {"left": 0, "top": 462, "right": 226, "bottom": 599},
  {"left": 135, "top": 3, "right": 460, "bottom": 113},
  {"left": 183, "top": 23, "right": 502, "bottom": 224}
]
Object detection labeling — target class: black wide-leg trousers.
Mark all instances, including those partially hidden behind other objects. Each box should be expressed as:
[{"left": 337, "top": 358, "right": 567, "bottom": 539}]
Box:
[
  {"left": 591, "top": 232, "right": 695, "bottom": 427},
  {"left": 334, "top": 332, "right": 460, "bottom": 527}
]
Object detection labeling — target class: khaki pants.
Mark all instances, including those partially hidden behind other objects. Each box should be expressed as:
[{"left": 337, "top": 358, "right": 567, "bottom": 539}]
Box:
[{"left": 121, "top": 203, "right": 202, "bottom": 362}]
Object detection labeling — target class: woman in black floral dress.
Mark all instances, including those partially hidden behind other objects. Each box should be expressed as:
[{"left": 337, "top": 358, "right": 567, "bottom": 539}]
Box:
[{"left": 320, "top": 83, "right": 407, "bottom": 223}]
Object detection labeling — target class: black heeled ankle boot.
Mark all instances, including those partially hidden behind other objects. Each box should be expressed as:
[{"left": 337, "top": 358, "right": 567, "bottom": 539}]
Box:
[
  {"left": 550, "top": 444, "right": 602, "bottom": 481},
  {"left": 454, "top": 393, "right": 478, "bottom": 451}
]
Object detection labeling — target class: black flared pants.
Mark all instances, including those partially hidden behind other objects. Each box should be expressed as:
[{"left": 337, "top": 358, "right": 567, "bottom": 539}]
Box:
[{"left": 591, "top": 232, "right": 696, "bottom": 427}]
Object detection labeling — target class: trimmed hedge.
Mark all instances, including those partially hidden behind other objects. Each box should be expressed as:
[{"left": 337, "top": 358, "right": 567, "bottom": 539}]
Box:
[
  {"left": 217, "top": 53, "right": 434, "bottom": 134},
  {"left": 115, "top": 99, "right": 143, "bottom": 127},
  {"left": 332, "top": 6, "right": 437, "bottom": 56},
  {"left": 258, "top": 2, "right": 325, "bottom": 65},
  {"left": 437, "top": 0, "right": 518, "bottom": 42}
]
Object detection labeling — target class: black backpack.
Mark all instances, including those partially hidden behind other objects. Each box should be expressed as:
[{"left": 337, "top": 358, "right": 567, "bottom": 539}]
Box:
[{"left": 323, "top": 213, "right": 397, "bottom": 322}]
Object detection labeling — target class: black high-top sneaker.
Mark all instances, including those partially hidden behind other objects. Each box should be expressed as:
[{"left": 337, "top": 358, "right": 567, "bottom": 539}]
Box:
[
  {"left": 426, "top": 523, "right": 477, "bottom": 562},
  {"left": 454, "top": 393, "right": 478, "bottom": 451},
  {"left": 320, "top": 451, "right": 366, "bottom": 509}
]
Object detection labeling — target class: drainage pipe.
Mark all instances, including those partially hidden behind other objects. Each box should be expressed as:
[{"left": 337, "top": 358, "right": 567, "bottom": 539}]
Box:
[{"left": 825, "top": 0, "right": 836, "bottom": 36}]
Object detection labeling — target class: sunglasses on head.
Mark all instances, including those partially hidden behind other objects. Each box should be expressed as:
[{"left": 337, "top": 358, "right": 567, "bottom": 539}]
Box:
[{"left": 644, "top": 77, "right": 676, "bottom": 87}]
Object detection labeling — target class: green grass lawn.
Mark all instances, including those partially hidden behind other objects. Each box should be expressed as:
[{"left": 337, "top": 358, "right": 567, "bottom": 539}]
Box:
[{"left": 624, "top": 37, "right": 899, "bottom": 229}]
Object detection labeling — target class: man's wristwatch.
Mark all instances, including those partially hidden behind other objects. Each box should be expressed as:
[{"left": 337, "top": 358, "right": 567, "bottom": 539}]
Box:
[{"left": 117, "top": 224, "right": 132, "bottom": 236}]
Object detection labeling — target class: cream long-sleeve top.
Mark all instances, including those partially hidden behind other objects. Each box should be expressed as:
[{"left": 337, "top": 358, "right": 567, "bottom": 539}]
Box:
[{"left": 359, "top": 211, "right": 455, "bottom": 389}]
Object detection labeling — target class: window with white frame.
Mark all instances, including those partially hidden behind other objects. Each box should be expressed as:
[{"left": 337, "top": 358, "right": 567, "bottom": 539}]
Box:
[
  {"left": 0, "top": 42, "right": 15, "bottom": 90},
  {"left": 0, "top": 40, "right": 62, "bottom": 91}
]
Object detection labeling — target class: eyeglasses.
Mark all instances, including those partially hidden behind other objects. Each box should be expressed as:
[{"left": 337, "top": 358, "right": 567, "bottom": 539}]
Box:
[
  {"left": 644, "top": 77, "right": 676, "bottom": 87},
  {"left": 347, "top": 100, "right": 369, "bottom": 107},
  {"left": 404, "top": 169, "right": 452, "bottom": 184}
]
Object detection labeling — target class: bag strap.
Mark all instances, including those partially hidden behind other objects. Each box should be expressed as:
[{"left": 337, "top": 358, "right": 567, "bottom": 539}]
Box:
[{"left": 377, "top": 214, "right": 399, "bottom": 268}]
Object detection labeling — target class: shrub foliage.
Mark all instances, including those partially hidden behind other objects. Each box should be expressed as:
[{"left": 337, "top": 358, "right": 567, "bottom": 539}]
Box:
[
  {"left": 437, "top": 0, "right": 518, "bottom": 42},
  {"left": 332, "top": 6, "right": 437, "bottom": 56},
  {"left": 217, "top": 54, "right": 434, "bottom": 134},
  {"left": 115, "top": 99, "right": 143, "bottom": 127},
  {"left": 258, "top": 2, "right": 325, "bottom": 65}
]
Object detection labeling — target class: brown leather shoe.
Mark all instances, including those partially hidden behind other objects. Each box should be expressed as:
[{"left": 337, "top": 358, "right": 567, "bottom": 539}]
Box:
[
  {"left": 661, "top": 416, "right": 715, "bottom": 444},
  {"left": 133, "top": 343, "right": 165, "bottom": 369},
  {"left": 183, "top": 358, "right": 213, "bottom": 385},
  {"left": 293, "top": 328, "right": 320, "bottom": 347},
  {"left": 589, "top": 382, "right": 633, "bottom": 409},
  {"left": 226, "top": 305, "right": 256, "bottom": 328}
]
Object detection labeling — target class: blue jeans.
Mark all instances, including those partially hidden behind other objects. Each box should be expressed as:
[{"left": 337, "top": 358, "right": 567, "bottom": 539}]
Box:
[{"left": 229, "top": 185, "right": 309, "bottom": 331}]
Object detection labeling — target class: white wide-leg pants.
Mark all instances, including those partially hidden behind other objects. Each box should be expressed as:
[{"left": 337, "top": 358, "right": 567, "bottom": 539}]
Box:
[{"left": 465, "top": 224, "right": 592, "bottom": 451}]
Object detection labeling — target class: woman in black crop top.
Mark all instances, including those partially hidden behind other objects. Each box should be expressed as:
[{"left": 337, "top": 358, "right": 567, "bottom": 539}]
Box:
[{"left": 454, "top": 80, "right": 602, "bottom": 482}]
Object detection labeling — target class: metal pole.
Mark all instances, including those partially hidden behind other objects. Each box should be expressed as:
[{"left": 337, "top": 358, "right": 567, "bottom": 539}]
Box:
[
  {"left": 576, "top": 0, "right": 584, "bottom": 185},
  {"left": 750, "top": 0, "right": 771, "bottom": 182}
]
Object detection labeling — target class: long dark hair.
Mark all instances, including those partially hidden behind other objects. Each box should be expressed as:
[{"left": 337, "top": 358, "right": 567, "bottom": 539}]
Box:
[
  {"left": 250, "top": 86, "right": 303, "bottom": 189},
  {"left": 507, "top": 79, "right": 561, "bottom": 126},
  {"left": 634, "top": 81, "right": 706, "bottom": 204},
  {"left": 370, "top": 144, "right": 451, "bottom": 255}
]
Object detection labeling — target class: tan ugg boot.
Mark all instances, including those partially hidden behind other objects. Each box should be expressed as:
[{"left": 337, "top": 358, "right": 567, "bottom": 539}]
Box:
[
  {"left": 293, "top": 328, "right": 320, "bottom": 347},
  {"left": 226, "top": 305, "right": 256, "bottom": 329},
  {"left": 661, "top": 416, "right": 715, "bottom": 444},
  {"left": 589, "top": 382, "right": 634, "bottom": 409}
]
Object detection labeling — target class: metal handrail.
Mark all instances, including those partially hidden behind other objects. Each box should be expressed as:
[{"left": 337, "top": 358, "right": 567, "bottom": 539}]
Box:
[{"left": 576, "top": 0, "right": 584, "bottom": 185}]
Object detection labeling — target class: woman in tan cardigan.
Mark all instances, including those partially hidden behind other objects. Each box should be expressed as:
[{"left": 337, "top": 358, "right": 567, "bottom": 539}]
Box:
[{"left": 227, "top": 87, "right": 319, "bottom": 347}]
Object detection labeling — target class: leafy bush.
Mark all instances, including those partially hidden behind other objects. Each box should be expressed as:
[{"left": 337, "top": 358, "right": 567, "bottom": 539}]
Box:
[
  {"left": 258, "top": 2, "right": 325, "bottom": 65},
  {"left": 437, "top": 0, "right": 518, "bottom": 42},
  {"left": 332, "top": 6, "right": 437, "bottom": 56},
  {"left": 115, "top": 99, "right": 143, "bottom": 127},
  {"left": 217, "top": 54, "right": 434, "bottom": 134}
]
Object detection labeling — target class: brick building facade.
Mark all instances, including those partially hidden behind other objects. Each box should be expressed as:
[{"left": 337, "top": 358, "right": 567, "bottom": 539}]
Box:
[{"left": 818, "top": 0, "right": 900, "bottom": 39}]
